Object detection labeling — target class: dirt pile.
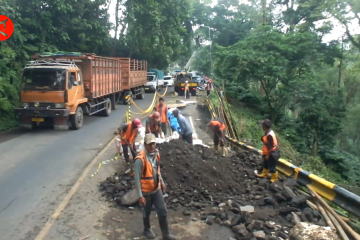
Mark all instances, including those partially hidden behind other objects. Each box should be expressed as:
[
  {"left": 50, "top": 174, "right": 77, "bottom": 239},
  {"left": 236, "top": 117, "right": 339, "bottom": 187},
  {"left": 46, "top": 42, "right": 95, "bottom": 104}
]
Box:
[{"left": 100, "top": 140, "right": 328, "bottom": 240}]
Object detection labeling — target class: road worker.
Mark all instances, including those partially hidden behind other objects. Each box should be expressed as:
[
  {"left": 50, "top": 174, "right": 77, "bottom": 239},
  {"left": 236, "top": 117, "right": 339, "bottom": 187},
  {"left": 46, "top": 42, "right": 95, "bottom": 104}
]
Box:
[
  {"left": 205, "top": 80, "right": 211, "bottom": 96},
  {"left": 145, "top": 112, "right": 163, "bottom": 138},
  {"left": 118, "top": 118, "right": 142, "bottom": 166},
  {"left": 256, "top": 119, "right": 280, "bottom": 182},
  {"left": 184, "top": 80, "right": 190, "bottom": 99},
  {"left": 207, "top": 118, "right": 226, "bottom": 156},
  {"left": 156, "top": 97, "right": 169, "bottom": 137},
  {"left": 172, "top": 109, "right": 193, "bottom": 144},
  {"left": 168, "top": 108, "right": 180, "bottom": 133},
  {"left": 134, "top": 133, "right": 177, "bottom": 240}
]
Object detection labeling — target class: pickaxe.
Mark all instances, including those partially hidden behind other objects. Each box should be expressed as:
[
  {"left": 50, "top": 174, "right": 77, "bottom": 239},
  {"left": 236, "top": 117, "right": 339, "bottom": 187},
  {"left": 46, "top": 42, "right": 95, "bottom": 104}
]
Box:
[{"left": 0, "top": 19, "right": 8, "bottom": 37}]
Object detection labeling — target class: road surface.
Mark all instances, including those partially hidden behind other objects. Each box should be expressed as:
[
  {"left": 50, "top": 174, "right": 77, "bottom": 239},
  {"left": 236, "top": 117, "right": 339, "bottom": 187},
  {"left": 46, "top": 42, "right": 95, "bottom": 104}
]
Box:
[{"left": 0, "top": 91, "right": 160, "bottom": 240}]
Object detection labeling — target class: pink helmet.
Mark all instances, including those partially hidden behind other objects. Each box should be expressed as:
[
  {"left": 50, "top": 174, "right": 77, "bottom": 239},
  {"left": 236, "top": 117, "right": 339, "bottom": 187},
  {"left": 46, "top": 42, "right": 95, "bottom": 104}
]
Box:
[{"left": 132, "top": 118, "right": 142, "bottom": 128}]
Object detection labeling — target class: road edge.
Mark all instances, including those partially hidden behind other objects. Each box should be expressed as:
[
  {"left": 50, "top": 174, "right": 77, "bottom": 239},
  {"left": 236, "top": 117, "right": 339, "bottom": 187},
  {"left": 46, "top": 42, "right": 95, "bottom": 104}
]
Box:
[{"left": 33, "top": 134, "right": 117, "bottom": 240}]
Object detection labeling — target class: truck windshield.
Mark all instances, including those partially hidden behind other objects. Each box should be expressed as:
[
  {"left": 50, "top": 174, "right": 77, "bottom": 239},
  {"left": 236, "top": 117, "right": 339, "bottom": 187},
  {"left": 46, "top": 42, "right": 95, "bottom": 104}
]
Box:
[
  {"left": 21, "top": 68, "right": 66, "bottom": 91},
  {"left": 147, "top": 76, "right": 155, "bottom": 81},
  {"left": 164, "top": 77, "right": 171, "bottom": 80}
]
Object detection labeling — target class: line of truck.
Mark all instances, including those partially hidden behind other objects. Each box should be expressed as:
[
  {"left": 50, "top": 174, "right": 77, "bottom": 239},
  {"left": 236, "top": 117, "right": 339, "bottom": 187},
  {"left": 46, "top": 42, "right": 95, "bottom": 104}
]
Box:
[{"left": 14, "top": 53, "right": 151, "bottom": 130}]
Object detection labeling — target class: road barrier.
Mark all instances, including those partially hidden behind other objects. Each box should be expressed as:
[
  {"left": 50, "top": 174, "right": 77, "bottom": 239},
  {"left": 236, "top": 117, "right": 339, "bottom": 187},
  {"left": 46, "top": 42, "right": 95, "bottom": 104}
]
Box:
[{"left": 206, "top": 95, "right": 360, "bottom": 218}]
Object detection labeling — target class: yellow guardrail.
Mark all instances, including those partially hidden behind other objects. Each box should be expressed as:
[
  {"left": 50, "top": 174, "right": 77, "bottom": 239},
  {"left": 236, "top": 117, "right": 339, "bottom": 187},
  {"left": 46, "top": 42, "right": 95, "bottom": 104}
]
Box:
[
  {"left": 206, "top": 95, "right": 360, "bottom": 218},
  {"left": 124, "top": 86, "right": 169, "bottom": 123}
]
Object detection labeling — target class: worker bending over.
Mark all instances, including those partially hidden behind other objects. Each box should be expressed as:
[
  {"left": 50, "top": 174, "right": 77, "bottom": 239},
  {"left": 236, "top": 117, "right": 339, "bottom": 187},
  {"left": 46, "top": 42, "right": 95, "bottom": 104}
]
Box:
[
  {"left": 256, "top": 119, "right": 280, "bottom": 182},
  {"left": 208, "top": 118, "right": 226, "bottom": 156},
  {"left": 145, "top": 112, "right": 163, "bottom": 138},
  {"left": 168, "top": 108, "right": 180, "bottom": 132},
  {"left": 172, "top": 109, "right": 193, "bottom": 144},
  {"left": 118, "top": 118, "right": 142, "bottom": 165},
  {"left": 133, "top": 134, "right": 177, "bottom": 240},
  {"left": 156, "top": 97, "right": 169, "bottom": 137}
]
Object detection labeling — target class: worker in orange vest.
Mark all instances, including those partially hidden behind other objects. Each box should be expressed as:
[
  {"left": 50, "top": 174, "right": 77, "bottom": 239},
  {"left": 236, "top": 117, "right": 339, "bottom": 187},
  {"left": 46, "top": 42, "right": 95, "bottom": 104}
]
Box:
[
  {"left": 207, "top": 118, "right": 227, "bottom": 156},
  {"left": 145, "top": 112, "right": 163, "bottom": 138},
  {"left": 156, "top": 97, "right": 169, "bottom": 137},
  {"left": 256, "top": 119, "right": 280, "bottom": 182},
  {"left": 118, "top": 118, "right": 142, "bottom": 166},
  {"left": 133, "top": 133, "right": 177, "bottom": 240}
]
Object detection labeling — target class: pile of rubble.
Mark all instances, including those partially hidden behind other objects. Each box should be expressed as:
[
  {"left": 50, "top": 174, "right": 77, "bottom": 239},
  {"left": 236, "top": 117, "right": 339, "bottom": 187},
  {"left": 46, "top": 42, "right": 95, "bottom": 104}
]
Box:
[{"left": 100, "top": 140, "right": 332, "bottom": 240}]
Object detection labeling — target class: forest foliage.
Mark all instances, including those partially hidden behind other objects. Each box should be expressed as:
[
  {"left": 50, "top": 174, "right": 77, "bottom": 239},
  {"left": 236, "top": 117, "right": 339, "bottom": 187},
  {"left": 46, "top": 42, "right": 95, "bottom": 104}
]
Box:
[
  {"left": 1, "top": 0, "right": 360, "bottom": 185},
  {"left": 191, "top": 0, "right": 360, "bottom": 186},
  {"left": 0, "top": 0, "right": 195, "bottom": 130}
]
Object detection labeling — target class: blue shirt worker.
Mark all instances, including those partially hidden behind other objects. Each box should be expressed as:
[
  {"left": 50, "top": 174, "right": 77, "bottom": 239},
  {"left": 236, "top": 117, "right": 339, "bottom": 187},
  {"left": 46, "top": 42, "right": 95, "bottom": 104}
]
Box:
[
  {"left": 133, "top": 133, "right": 177, "bottom": 240},
  {"left": 167, "top": 109, "right": 180, "bottom": 133},
  {"left": 172, "top": 109, "right": 193, "bottom": 144}
]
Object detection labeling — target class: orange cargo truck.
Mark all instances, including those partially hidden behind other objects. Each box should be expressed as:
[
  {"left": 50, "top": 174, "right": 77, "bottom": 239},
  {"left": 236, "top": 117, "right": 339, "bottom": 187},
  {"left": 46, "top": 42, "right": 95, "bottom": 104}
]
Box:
[{"left": 14, "top": 53, "right": 147, "bottom": 130}]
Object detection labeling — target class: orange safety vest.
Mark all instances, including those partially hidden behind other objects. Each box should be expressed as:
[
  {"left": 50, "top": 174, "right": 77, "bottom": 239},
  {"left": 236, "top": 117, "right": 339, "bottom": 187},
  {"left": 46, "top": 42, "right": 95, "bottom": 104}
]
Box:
[
  {"left": 261, "top": 130, "right": 278, "bottom": 156},
  {"left": 146, "top": 115, "right": 159, "bottom": 133},
  {"left": 210, "top": 120, "right": 226, "bottom": 131},
  {"left": 121, "top": 122, "right": 138, "bottom": 145},
  {"left": 136, "top": 150, "right": 161, "bottom": 193},
  {"left": 156, "top": 104, "right": 167, "bottom": 123}
]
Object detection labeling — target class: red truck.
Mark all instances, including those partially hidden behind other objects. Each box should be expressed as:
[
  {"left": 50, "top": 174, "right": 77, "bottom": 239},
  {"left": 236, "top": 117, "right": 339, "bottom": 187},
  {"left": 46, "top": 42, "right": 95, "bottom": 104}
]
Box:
[{"left": 14, "top": 53, "right": 147, "bottom": 130}]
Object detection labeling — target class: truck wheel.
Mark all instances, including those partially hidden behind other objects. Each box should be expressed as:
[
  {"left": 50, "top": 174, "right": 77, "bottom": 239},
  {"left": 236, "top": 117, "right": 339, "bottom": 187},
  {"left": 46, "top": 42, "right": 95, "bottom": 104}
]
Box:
[
  {"left": 136, "top": 88, "right": 145, "bottom": 99},
  {"left": 102, "top": 98, "right": 112, "bottom": 117},
  {"left": 70, "top": 106, "right": 84, "bottom": 130}
]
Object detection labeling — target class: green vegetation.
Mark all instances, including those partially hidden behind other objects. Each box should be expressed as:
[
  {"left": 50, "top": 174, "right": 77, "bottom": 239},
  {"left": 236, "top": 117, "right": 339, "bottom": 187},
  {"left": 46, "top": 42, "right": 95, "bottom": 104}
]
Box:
[
  {"left": 1, "top": 0, "right": 360, "bottom": 187},
  {"left": 192, "top": 0, "right": 360, "bottom": 186},
  {"left": 0, "top": 0, "right": 196, "bottom": 132}
]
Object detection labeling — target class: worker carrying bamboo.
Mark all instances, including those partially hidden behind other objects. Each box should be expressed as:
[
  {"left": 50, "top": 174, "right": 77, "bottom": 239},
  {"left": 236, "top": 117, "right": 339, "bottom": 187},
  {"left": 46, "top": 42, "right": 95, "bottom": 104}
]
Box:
[
  {"left": 145, "top": 112, "right": 163, "bottom": 138},
  {"left": 156, "top": 97, "right": 169, "bottom": 137},
  {"left": 256, "top": 119, "right": 280, "bottom": 182},
  {"left": 134, "top": 133, "right": 177, "bottom": 240},
  {"left": 207, "top": 118, "right": 227, "bottom": 156},
  {"left": 118, "top": 118, "right": 142, "bottom": 166}
]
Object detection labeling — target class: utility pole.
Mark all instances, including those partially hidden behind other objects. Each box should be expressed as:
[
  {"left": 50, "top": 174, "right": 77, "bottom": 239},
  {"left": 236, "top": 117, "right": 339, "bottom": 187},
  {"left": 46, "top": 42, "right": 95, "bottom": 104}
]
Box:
[
  {"left": 200, "top": 25, "right": 212, "bottom": 76},
  {"left": 338, "top": 34, "right": 344, "bottom": 87}
]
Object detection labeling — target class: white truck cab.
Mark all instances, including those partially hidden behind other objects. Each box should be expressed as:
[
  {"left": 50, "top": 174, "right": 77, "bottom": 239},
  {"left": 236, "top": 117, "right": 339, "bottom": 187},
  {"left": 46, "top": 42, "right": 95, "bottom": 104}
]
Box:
[{"left": 145, "top": 74, "right": 159, "bottom": 92}]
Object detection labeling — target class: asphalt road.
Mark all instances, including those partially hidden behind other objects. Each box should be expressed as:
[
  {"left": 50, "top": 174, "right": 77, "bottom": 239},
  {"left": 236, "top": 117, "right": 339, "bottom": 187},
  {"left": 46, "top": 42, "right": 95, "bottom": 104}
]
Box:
[{"left": 0, "top": 90, "right": 160, "bottom": 240}]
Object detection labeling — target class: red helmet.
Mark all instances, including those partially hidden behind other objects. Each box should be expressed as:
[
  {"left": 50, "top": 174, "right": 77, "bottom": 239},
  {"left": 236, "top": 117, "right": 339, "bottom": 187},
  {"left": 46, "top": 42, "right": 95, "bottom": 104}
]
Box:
[{"left": 132, "top": 118, "right": 142, "bottom": 128}]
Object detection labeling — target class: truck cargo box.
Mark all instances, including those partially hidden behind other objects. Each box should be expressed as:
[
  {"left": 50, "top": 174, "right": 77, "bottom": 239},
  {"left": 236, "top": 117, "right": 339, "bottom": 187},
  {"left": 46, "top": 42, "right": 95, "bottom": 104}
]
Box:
[{"left": 117, "top": 58, "right": 147, "bottom": 90}]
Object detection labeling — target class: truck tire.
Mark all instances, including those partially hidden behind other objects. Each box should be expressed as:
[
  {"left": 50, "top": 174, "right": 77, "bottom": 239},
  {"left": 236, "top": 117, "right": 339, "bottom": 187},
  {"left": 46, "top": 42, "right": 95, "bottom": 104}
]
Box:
[
  {"left": 102, "top": 98, "right": 112, "bottom": 116},
  {"left": 111, "top": 93, "right": 116, "bottom": 110},
  {"left": 70, "top": 106, "right": 84, "bottom": 130},
  {"left": 136, "top": 88, "right": 145, "bottom": 99}
]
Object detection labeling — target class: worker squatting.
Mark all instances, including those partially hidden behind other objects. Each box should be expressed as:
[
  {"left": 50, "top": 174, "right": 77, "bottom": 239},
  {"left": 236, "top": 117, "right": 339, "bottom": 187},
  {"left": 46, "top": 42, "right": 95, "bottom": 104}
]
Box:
[{"left": 118, "top": 98, "right": 280, "bottom": 239}]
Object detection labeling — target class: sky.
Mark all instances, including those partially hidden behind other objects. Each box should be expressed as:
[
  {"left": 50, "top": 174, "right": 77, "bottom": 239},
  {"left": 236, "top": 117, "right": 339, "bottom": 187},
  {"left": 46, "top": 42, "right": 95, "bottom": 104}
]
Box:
[{"left": 107, "top": 0, "right": 359, "bottom": 43}]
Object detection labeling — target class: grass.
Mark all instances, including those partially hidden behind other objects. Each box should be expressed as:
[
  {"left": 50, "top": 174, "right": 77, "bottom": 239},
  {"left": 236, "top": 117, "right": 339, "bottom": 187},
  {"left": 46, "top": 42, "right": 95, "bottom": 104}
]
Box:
[{"left": 0, "top": 115, "right": 18, "bottom": 132}]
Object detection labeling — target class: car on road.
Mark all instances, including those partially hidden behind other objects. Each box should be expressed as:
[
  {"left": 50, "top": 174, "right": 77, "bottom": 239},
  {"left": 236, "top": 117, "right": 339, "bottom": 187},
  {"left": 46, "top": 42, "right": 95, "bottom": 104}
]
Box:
[
  {"left": 192, "top": 76, "right": 201, "bottom": 84},
  {"left": 163, "top": 75, "right": 174, "bottom": 87},
  {"left": 145, "top": 74, "right": 162, "bottom": 92}
]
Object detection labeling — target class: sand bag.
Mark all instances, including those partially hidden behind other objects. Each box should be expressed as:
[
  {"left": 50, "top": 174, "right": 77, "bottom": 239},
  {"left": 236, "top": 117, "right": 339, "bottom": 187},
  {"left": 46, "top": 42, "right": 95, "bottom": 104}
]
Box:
[{"left": 115, "top": 138, "right": 123, "bottom": 155}]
